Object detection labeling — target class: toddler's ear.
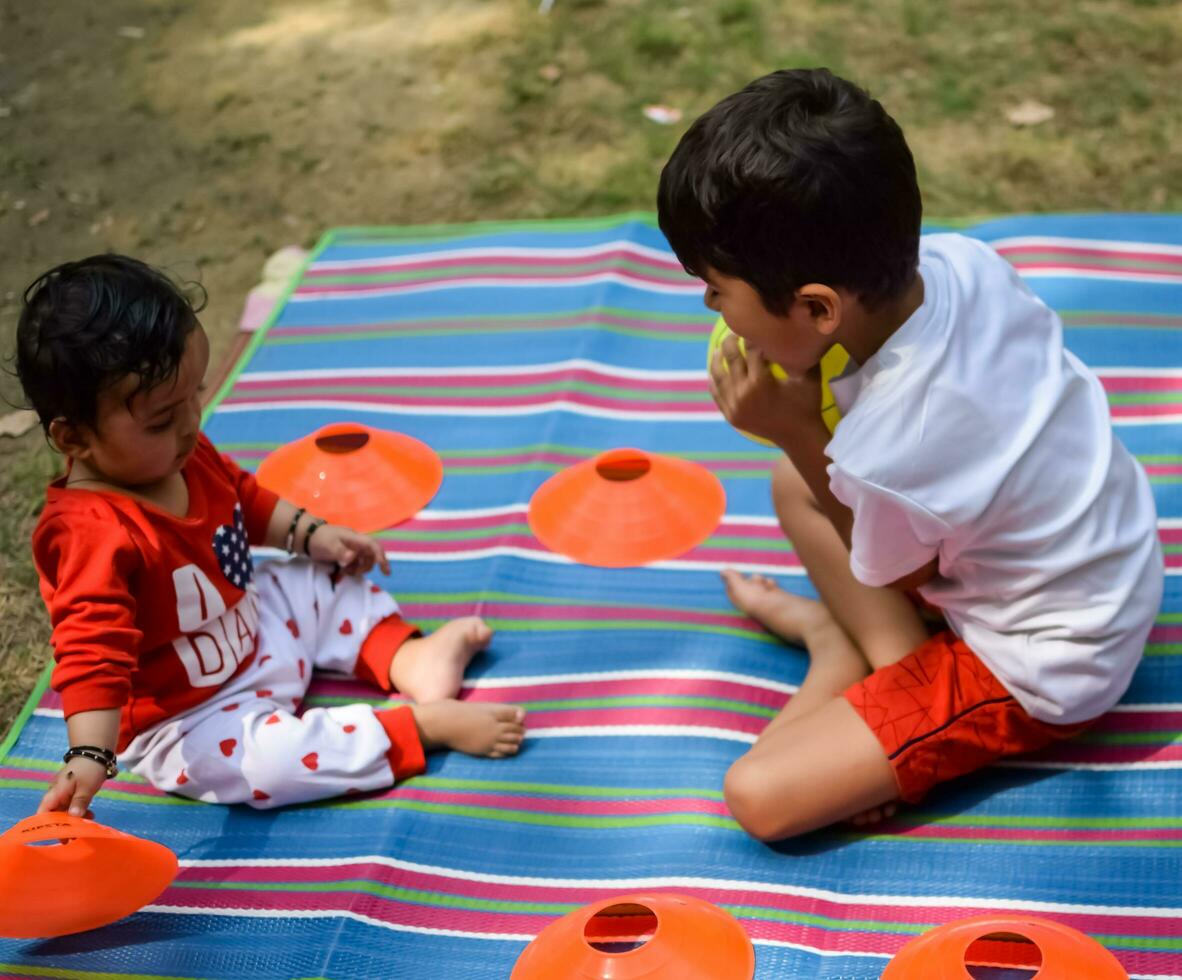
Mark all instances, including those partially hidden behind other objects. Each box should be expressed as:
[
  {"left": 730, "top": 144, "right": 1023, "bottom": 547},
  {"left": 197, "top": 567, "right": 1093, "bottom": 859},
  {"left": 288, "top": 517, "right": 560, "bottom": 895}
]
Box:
[{"left": 48, "top": 418, "right": 92, "bottom": 459}]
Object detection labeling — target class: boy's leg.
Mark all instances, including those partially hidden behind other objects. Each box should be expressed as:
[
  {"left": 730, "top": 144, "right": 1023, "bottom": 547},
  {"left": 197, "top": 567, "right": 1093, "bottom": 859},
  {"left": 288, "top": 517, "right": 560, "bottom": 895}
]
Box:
[
  {"left": 724, "top": 695, "right": 898, "bottom": 841},
  {"left": 722, "top": 572, "right": 868, "bottom": 737}
]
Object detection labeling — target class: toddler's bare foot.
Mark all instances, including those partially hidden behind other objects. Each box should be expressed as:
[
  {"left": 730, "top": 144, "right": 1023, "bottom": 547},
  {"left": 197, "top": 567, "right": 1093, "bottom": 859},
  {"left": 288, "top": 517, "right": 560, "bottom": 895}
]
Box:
[
  {"left": 721, "top": 569, "right": 830, "bottom": 644},
  {"left": 389, "top": 616, "right": 493, "bottom": 703},
  {"left": 849, "top": 802, "right": 898, "bottom": 828},
  {"left": 413, "top": 700, "right": 526, "bottom": 758}
]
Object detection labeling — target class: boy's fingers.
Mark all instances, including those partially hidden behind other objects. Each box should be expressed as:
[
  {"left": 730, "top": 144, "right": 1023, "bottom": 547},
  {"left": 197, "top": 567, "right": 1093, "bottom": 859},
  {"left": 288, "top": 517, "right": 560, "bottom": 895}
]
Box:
[
  {"left": 709, "top": 349, "right": 729, "bottom": 386},
  {"left": 727, "top": 347, "right": 750, "bottom": 383}
]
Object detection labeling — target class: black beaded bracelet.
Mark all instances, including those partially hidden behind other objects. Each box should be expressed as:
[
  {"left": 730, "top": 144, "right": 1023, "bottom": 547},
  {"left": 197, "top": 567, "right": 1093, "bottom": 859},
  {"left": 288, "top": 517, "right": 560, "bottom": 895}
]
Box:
[
  {"left": 63, "top": 745, "right": 118, "bottom": 779},
  {"left": 284, "top": 507, "right": 307, "bottom": 553},
  {"left": 303, "top": 518, "right": 327, "bottom": 556}
]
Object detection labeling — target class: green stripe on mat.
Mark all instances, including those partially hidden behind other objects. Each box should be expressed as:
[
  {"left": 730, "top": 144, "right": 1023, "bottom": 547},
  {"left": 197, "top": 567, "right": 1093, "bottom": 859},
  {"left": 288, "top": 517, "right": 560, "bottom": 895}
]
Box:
[
  {"left": 324, "top": 211, "right": 660, "bottom": 243},
  {"left": 407, "top": 618, "right": 777, "bottom": 642},
  {"left": 408, "top": 775, "right": 726, "bottom": 799},
  {"left": 305, "top": 257, "right": 688, "bottom": 284},
  {"left": 0, "top": 664, "right": 51, "bottom": 765},
  {"left": 319, "top": 798, "right": 739, "bottom": 829},
  {"left": 0, "top": 967, "right": 200, "bottom": 980}
]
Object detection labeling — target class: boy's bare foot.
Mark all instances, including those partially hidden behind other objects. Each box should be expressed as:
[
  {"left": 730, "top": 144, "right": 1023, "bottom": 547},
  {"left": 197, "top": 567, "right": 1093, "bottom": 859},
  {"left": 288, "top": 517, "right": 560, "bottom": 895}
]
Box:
[
  {"left": 389, "top": 616, "right": 493, "bottom": 703},
  {"left": 849, "top": 801, "right": 898, "bottom": 828},
  {"left": 413, "top": 700, "right": 526, "bottom": 758},
  {"left": 721, "top": 569, "right": 831, "bottom": 644}
]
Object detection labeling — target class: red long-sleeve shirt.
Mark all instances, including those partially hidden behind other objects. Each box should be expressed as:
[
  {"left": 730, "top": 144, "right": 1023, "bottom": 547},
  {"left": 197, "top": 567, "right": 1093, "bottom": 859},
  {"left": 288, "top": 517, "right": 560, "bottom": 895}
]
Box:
[{"left": 33, "top": 434, "right": 280, "bottom": 751}]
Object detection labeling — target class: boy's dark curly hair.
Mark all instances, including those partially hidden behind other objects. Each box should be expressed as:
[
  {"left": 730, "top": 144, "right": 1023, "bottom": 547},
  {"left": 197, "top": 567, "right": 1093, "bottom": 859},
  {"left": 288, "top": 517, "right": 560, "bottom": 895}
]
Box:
[
  {"left": 14, "top": 254, "right": 206, "bottom": 432},
  {"left": 658, "top": 68, "right": 922, "bottom": 313}
]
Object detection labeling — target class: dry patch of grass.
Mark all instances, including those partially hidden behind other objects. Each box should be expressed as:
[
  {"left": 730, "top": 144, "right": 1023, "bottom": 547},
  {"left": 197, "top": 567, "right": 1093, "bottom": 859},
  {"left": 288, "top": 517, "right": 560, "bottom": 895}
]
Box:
[{"left": 0, "top": 433, "right": 59, "bottom": 738}]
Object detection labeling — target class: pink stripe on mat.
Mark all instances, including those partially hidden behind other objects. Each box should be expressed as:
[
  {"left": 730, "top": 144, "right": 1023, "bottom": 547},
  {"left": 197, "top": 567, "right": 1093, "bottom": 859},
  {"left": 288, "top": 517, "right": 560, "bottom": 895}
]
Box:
[
  {"left": 220, "top": 392, "right": 717, "bottom": 412},
  {"left": 153, "top": 875, "right": 1182, "bottom": 965},
  {"left": 997, "top": 243, "right": 1182, "bottom": 266},
  {"left": 266, "top": 312, "right": 714, "bottom": 337},
  {"left": 293, "top": 269, "right": 698, "bottom": 295},
  {"left": 172, "top": 863, "right": 1182, "bottom": 938},
  {"left": 232, "top": 370, "right": 708, "bottom": 393},
  {"left": 304, "top": 249, "right": 687, "bottom": 278},
  {"left": 524, "top": 706, "right": 766, "bottom": 734}
]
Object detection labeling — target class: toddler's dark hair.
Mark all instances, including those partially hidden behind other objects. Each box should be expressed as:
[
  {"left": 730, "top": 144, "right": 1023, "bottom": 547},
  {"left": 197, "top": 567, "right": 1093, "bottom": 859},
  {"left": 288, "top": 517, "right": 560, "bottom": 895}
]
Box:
[
  {"left": 14, "top": 254, "right": 206, "bottom": 432},
  {"left": 657, "top": 68, "right": 921, "bottom": 312}
]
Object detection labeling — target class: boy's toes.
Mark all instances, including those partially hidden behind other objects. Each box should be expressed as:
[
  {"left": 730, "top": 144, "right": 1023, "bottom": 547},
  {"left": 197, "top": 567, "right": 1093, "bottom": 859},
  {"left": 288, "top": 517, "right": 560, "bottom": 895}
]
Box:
[{"left": 849, "top": 803, "right": 898, "bottom": 827}]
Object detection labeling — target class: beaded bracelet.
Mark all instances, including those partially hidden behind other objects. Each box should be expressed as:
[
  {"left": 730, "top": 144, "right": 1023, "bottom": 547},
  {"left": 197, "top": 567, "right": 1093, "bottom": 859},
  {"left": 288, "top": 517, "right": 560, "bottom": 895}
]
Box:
[
  {"left": 63, "top": 745, "right": 118, "bottom": 779},
  {"left": 284, "top": 507, "right": 307, "bottom": 553},
  {"left": 303, "top": 519, "right": 327, "bottom": 556}
]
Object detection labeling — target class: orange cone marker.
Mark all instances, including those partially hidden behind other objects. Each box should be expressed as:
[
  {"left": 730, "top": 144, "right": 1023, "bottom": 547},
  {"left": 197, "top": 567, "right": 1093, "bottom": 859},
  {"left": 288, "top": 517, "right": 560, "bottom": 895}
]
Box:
[
  {"left": 512, "top": 893, "right": 754, "bottom": 980},
  {"left": 0, "top": 813, "right": 178, "bottom": 938},
  {"left": 256, "top": 422, "right": 443, "bottom": 532},
  {"left": 882, "top": 914, "right": 1129, "bottom": 978},
  {"left": 528, "top": 448, "right": 726, "bottom": 567}
]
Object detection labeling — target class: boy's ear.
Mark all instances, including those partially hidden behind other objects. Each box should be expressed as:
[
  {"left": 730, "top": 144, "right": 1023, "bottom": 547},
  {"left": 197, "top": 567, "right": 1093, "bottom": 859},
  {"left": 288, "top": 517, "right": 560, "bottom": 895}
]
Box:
[
  {"left": 48, "top": 418, "right": 93, "bottom": 459},
  {"left": 794, "top": 283, "right": 842, "bottom": 337}
]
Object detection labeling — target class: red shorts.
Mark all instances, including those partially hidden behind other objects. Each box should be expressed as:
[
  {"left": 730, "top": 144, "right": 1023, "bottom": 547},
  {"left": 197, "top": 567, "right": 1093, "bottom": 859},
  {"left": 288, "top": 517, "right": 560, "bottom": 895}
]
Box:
[{"left": 844, "top": 631, "right": 1091, "bottom": 803}]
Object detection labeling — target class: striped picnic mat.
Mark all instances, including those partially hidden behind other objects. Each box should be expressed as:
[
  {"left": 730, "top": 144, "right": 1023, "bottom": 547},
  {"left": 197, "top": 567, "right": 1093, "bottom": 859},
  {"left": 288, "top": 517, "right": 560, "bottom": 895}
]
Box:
[{"left": 1, "top": 213, "right": 1179, "bottom": 979}]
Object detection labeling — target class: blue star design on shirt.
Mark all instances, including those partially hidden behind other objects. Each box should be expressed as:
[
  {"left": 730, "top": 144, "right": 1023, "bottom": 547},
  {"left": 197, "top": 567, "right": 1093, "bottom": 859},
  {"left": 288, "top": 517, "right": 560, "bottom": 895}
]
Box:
[{"left": 212, "top": 504, "right": 253, "bottom": 589}]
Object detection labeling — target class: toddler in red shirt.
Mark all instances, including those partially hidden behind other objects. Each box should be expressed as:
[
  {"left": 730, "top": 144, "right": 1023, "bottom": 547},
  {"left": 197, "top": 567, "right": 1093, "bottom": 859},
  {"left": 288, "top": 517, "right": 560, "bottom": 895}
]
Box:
[{"left": 14, "top": 255, "right": 525, "bottom": 815}]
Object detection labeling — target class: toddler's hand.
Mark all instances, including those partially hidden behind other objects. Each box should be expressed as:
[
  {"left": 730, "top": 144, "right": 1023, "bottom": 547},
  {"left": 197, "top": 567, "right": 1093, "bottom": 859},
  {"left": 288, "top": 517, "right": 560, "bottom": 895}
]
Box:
[
  {"left": 709, "top": 334, "right": 825, "bottom": 444},
  {"left": 37, "top": 756, "right": 107, "bottom": 818},
  {"left": 308, "top": 523, "right": 391, "bottom": 577}
]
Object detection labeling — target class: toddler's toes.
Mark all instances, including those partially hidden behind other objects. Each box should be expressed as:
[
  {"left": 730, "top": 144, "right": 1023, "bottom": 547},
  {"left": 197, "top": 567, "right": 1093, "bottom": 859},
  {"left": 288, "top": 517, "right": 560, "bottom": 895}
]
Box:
[
  {"left": 494, "top": 704, "right": 526, "bottom": 724},
  {"left": 492, "top": 734, "right": 525, "bottom": 757},
  {"left": 468, "top": 618, "right": 495, "bottom": 647}
]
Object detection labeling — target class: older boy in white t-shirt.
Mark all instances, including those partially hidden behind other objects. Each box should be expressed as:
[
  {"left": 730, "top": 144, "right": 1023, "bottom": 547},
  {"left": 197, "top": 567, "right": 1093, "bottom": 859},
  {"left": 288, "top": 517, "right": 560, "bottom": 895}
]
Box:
[{"left": 657, "top": 68, "right": 1163, "bottom": 842}]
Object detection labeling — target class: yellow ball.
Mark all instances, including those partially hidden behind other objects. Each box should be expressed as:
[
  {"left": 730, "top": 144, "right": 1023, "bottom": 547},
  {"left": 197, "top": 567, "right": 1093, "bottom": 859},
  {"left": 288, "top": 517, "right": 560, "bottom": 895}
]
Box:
[{"left": 706, "top": 318, "right": 848, "bottom": 443}]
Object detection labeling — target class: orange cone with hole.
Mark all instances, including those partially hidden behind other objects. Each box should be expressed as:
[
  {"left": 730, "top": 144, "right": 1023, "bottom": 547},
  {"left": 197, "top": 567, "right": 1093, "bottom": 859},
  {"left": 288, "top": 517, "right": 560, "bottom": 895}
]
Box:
[
  {"left": 882, "top": 915, "right": 1128, "bottom": 979},
  {"left": 256, "top": 422, "right": 443, "bottom": 532},
  {"left": 528, "top": 448, "right": 726, "bottom": 567},
  {"left": 512, "top": 893, "right": 754, "bottom": 980},
  {"left": 0, "top": 813, "right": 178, "bottom": 938}
]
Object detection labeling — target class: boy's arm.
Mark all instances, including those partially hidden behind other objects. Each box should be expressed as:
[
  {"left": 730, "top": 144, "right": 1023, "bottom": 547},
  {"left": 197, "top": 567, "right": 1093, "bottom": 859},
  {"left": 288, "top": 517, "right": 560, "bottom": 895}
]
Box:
[
  {"left": 777, "top": 416, "right": 940, "bottom": 593},
  {"left": 774, "top": 414, "right": 854, "bottom": 550},
  {"left": 886, "top": 556, "right": 939, "bottom": 591}
]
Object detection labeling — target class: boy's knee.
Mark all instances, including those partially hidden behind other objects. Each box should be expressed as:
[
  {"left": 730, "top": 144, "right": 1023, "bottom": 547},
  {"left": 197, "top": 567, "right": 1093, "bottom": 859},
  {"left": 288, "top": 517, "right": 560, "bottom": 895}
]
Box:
[{"left": 724, "top": 757, "right": 794, "bottom": 843}]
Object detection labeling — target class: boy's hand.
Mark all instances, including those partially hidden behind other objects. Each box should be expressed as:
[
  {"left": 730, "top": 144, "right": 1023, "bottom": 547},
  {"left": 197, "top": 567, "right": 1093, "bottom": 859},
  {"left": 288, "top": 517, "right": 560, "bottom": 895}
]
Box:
[
  {"left": 709, "top": 334, "right": 826, "bottom": 445},
  {"left": 37, "top": 756, "right": 107, "bottom": 818},
  {"left": 307, "top": 524, "right": 391, "bottom": 577}
]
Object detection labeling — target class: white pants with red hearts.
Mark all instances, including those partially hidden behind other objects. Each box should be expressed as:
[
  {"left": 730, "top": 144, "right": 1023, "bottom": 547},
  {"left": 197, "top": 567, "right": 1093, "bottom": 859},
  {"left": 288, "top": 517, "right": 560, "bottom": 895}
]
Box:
[{"left": 121, "top": 557, "right": 419, "bottom": 809}]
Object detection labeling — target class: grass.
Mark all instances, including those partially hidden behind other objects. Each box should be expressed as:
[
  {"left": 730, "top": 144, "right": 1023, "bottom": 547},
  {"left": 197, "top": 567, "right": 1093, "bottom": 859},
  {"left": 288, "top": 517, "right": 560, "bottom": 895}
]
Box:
[
  {"left": 0, "top": 432, "right": 59, "bottom": 736},
  {"left": 0, "top": 0, "right": 1180, "bottom": 741}
]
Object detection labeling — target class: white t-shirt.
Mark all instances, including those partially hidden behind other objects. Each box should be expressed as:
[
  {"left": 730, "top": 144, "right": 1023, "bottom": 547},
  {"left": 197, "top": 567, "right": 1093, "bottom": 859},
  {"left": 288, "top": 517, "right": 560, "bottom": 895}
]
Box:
[{"left": 826, "top": 233, "right": 1163, "bottom": 724}]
